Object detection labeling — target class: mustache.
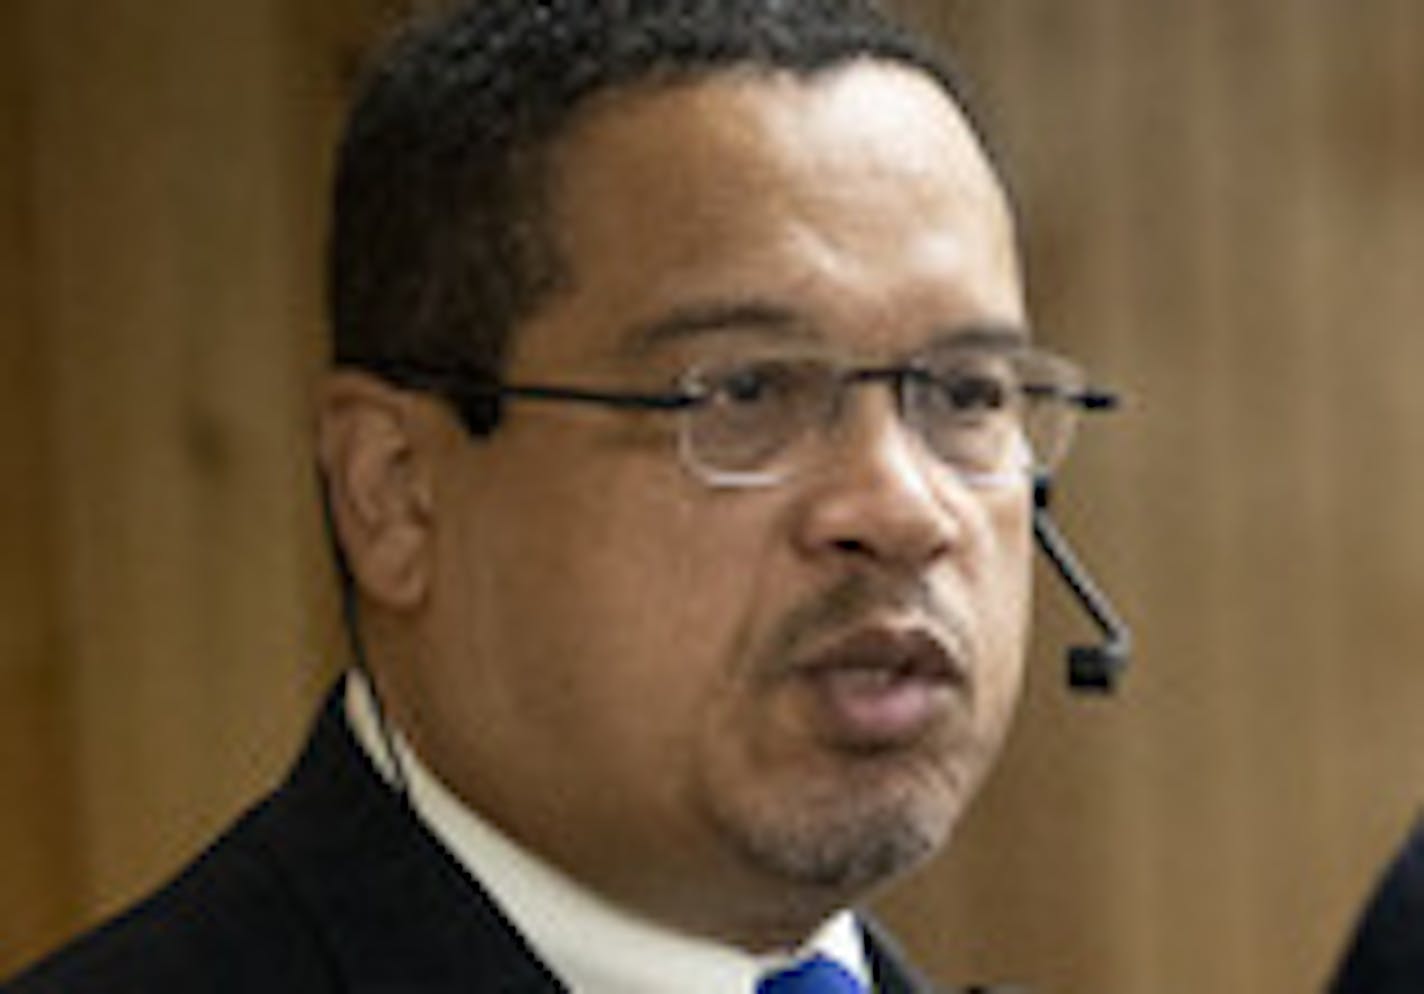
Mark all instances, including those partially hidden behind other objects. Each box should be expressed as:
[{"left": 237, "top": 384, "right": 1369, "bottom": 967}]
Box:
[{"left": 755, "top": 572, "right": 970, "bottom": 680}]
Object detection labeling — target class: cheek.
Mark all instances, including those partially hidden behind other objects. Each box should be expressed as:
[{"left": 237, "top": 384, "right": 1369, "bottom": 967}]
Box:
[
  {"left": 985, "top": 486, "right": 1032, "bottom": 607},
  {"left": 474, "top": 478, "right": 776, "bottom": 741},
  {"left": 590, "top": 497, "right": 777, "bottom": 694},
  {"left": 975, "top": 493, "right": 1033, "bottom": 704}
]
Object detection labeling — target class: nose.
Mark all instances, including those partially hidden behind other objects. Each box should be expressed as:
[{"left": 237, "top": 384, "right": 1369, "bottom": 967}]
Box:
[{"left": 792, "top": 390, "right": 969, "bottom": 574}]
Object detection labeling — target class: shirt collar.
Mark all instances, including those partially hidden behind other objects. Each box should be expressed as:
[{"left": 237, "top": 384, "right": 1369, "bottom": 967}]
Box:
[{"left": 344, "top": 671, "right": 872, "bottom": 994}]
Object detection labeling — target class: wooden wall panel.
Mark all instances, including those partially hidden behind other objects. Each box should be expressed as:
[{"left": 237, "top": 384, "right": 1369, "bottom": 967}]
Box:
[
  {"left": 0, "top": 0, "right": 80, "bottom": 967},
  {"left": 13, "top": 0, "right": 337, "bottom": 945}
]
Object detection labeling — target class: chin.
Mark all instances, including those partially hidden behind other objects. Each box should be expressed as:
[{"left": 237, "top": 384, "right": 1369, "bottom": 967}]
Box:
[{"left": 706, "top": 752, "right": 969, "bottom": 899}]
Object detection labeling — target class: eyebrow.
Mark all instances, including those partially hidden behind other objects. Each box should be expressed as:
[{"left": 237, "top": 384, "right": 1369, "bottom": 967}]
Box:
[
  {"left": 619, "top": 301, "right": 1033, "bottom": 357},
  {"left": 619, "top": 299, "right": 820, "bottom": 356},
  {"left": 925, "top": 323, "right": 1033, "bottom": 352}
]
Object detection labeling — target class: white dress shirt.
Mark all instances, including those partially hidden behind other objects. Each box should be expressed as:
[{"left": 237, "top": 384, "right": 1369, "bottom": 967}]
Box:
[{"left": 344, "top": 671, "right": 873, "bottom": 994}]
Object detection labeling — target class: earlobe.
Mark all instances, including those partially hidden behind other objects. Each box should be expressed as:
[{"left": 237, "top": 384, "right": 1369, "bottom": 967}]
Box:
[{"left": 316, "top": 371, "right": 434, "bottom": 611}]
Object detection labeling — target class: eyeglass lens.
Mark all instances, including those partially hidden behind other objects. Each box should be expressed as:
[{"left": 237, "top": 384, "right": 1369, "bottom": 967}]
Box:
[{"left": 679, "top": 349, "right": 1083, "bottom": 487}]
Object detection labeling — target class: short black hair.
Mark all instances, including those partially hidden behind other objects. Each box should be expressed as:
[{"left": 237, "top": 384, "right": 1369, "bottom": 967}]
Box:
[{"left": 329, "top": 0, "right": 980, "bottom": 401}]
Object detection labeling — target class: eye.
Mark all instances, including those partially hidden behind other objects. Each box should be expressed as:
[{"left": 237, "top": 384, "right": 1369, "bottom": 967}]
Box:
[
  {"left": 939, "top": 371, "right": 1008, "bottom": 411},
  {"left": 702, "top": 358, "right": 814, "bottom": 408},
  {"left": 685, "top": 356, "right": 831, "bottom": 437},
  {"left": 680, "top": 357, "right": 829, "bottom": 478}
]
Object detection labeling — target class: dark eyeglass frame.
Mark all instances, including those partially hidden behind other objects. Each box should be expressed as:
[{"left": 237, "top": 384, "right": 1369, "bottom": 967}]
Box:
[{"left": 358, "top": 344, "right": 1119, "bottom": 489}]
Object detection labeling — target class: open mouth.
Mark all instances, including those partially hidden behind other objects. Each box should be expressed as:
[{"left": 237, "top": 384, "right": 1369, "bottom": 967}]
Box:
[{"left": 788, "top": 623, "right": 968, "bottom": 750}]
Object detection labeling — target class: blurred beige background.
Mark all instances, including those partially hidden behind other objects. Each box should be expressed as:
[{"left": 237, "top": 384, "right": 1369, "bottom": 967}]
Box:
[{"left": 3, "top": 1, "right": 1423, "bottom": 991}]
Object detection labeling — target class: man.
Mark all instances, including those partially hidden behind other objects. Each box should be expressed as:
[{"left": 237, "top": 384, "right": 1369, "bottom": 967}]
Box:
[
  {"left": 1332, "top": 815, "right": 1424, "bottom": 993},
  {"left": 4, "top": 1, "right": 1110, "bottom": 991}
]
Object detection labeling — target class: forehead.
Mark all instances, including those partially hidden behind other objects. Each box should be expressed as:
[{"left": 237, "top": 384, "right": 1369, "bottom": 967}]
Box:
[{"left": 513, "top": 61, "right": 1024, "bottom": 368}]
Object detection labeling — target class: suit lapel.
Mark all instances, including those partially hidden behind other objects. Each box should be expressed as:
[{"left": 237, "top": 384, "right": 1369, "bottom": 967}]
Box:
[
  {"left": 245, "top": 685, "right": 566, "bottom": 994},
  {"left": 862, "top": 916, "right": 943, "bottom": 994}
]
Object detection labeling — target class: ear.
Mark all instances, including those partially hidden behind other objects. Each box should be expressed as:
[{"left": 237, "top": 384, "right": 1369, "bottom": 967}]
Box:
[{"left": 316, "top": 370, "right": 437, "bottom": 611}]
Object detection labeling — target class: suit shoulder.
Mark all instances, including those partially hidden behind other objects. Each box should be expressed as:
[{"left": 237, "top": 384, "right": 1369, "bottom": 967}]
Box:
[
  {"left": 1332, "top": 815, "right": 1424, "bottom": 993},
  {"left": 2, "top": 802, "right": 337, "bottom": 994}
]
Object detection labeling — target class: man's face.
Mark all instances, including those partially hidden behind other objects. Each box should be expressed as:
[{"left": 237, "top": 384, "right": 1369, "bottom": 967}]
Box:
[{"left": 412, "top": 62, "right": 1030, "bottom": 945}]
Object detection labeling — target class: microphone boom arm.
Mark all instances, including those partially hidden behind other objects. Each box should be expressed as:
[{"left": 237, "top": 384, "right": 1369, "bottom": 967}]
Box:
[{"left": 1033, "top": 476, "right": 1132, "bottom": 692}]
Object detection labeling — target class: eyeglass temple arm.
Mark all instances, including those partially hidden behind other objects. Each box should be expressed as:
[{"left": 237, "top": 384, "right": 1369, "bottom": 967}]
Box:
[{"left": 1032, "top": 476, "right": 1132, "bottom": 693}]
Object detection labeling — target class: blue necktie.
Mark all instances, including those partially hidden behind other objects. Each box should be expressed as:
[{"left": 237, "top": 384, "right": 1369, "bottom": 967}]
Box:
[{"left": 756, "top": 954, "right": 867, "bottom": 994}]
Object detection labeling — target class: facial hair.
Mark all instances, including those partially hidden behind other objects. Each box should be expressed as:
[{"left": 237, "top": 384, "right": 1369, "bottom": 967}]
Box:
[{"left": 693, "top": 571, "right": 985, "bottom": 896}]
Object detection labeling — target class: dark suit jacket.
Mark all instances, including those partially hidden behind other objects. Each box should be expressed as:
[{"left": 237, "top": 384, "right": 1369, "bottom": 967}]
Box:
[
  {"left": 1332, "top": 815, "right": 1424, "bottom": 994},
  {"left": 3, "top": 684, "right": 940, "bottom": 993}
]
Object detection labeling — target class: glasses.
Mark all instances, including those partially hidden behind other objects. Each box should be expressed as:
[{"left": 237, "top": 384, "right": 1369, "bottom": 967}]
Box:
[{"left": 366, "top": 340, "right": 1116, "bottom": 489}]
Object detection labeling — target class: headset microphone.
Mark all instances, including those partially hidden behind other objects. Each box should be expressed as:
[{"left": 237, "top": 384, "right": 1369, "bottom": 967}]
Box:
[{"left": 1032, "top": 475, "right": 1131, "bottom": 693}]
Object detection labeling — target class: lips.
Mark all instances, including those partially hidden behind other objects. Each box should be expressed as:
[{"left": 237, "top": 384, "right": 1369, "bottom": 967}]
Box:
[{"left": 786, "top": 624, "right": 968, "bottom": 750}]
